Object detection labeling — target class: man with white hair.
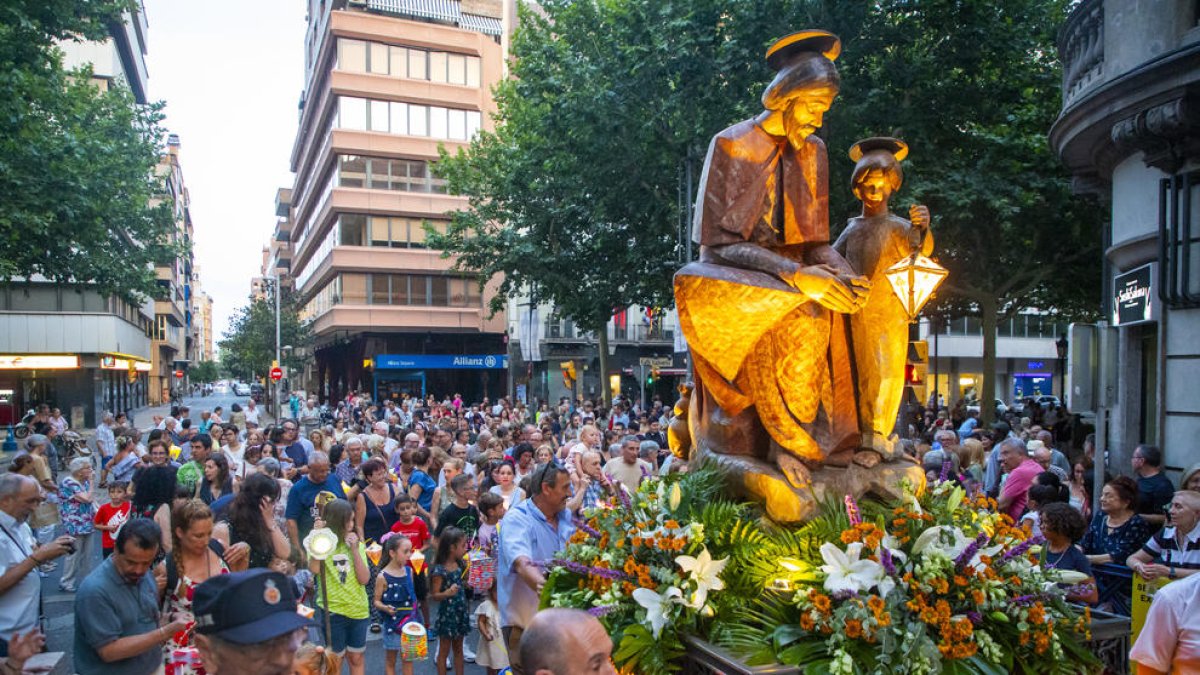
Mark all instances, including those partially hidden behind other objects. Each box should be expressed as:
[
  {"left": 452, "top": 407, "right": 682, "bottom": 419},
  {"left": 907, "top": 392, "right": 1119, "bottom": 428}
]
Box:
[
  {"left": 468, "top": 430, "right": 492, "bottom": 462},
  {"left": 1029, "top": 441, "right": 1068, "bottom": 481},
  {"left": 373, "top": 421, "right": 398, "bottom": 457}
]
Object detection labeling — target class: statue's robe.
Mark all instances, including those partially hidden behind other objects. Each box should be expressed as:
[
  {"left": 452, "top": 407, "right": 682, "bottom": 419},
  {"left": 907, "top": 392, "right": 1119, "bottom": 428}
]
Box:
[{"left": 674, "top": 120, "right": 858, "bottom": 461}]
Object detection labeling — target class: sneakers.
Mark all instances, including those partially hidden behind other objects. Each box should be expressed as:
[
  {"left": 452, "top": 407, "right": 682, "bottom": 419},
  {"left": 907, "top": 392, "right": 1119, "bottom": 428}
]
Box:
[
  {"left": 369, "top": 622, "right": 382, "bottom": 634},
  {"left": 58, "top": 584, "right": 76, "bottom": 593},
  {"left": 464, "top": 645, "right": 476, "bottom": 663}
]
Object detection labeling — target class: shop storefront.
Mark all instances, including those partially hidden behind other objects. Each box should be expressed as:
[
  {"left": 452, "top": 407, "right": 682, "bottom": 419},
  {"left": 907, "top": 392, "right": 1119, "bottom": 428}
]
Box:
[
  {"left": 0, "top": 354, "right": 150, "bottom": 427},
  {"left": 372, "top": 353, "right": 508, "bottom": 402}
]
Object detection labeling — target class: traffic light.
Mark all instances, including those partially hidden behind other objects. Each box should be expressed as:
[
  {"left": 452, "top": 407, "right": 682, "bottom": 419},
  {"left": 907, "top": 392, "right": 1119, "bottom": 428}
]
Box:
[
  {"left": 906, "top": 340, "right": 928, "bottom": 400},
  {"left": 647, "top": 366, "right": 660, "bottom": 386},
  {"left": 560, "top": 361, "right": 577, "bottom": 388}
]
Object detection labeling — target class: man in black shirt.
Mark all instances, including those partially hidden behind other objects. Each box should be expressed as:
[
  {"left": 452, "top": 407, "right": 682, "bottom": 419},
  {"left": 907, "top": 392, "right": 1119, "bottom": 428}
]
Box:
[{"left": 1133, "top": 444, "right": 1175, "bottom": 528}]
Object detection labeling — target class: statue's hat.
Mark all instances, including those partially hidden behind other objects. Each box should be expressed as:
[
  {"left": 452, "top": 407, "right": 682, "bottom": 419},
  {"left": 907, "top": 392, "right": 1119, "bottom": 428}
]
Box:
[
  {"left": 849, "top": 137, "right": 909, "bottom": 162},
  {"left": 766, "top": 30, "right": 841, "bottom": 71}
]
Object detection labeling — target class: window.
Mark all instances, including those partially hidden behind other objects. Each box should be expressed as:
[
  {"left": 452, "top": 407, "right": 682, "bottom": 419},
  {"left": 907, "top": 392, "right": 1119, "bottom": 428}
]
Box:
[
  {"left": 429, "top": 51, "right": 447, "bottom": 84},
  {"left": 369, "top": 100, "right": 389, "bottom": 132},
  {"left": 409, "top": 49, "right": 427, "bottom": 80},
  {"left": 369, "top": 42, "right": 389, "bottom": 74},
  {"left": 342, "top": 274, "right": 367, "bottom": 304},
  {"left": 371, "top": 273, "right": 390, "bottom": 304},
  {"left": 339, "top": 214, "right": 366, "bottom": 246},
  {"left": 338, "top": 97, "right": 367, "bottom": 130},
  {"left": 339, "top": 39, "right": 366, "bottom": 72},
  {"left": 339, "top": 156, "right": 366, "bottom": 188},
  {"left": 448, "top": 109, "right": 467, "bottom": 141},
  {"left": 466, "top": 111, "right": 481, "bottom": 139},
  {"left": 466, "top": 57, "right": 481, "bottom": 87},
  {"left": 409, "top": 104, "right": 427, "bottom": 136},
  {"left": 391, "top": 274, "right": 410, "bottom": 305},
  {"left": 429, "top": 106, "right": 448, "bottom": 140},
  {"left": 370, "top": 217, "right": 391, "bottom": 247},
  {"left": 368, "top": 159, "right": 390, "bottom": 190},
  {"left": 390, "top": 47, "right": 407, "bottom": 78},
  {"left": 430, "top": 276, "right": 449, "bottom": 306},
  {"left": 447, "top": 54, "right": 467, "bottom": 85},
  {"left": 390, "top": 102, "right": 408, "bottom": 135}
]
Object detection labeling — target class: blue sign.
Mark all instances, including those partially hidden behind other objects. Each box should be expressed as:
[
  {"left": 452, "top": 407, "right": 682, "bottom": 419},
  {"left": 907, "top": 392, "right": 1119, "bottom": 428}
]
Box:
[{"left": 374, "top": 354, "right": 509, "bottom": 370}]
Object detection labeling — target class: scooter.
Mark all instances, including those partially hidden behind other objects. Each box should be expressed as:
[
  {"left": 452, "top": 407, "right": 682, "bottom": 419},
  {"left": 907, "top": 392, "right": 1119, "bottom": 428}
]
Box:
[{"left": 12, "top": 408, "right": 35, "bottom": 439}]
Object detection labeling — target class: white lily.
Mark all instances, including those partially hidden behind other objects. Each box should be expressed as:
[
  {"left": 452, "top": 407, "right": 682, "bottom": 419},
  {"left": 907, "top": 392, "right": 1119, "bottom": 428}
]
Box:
[
  {"left": 911, "top": 526, "right": 1000, "bottom": 570},
  {"left": 819, "top": 542, "right": 888, "bottom": 595},
  {"left": 632, "top": 586, "right": 682, "bottom": 638},
  {"left": 667, "top": 482, "right": 682, "bottom": 512},
  {"left": 676, "top": 547, "right": 728, "bottom": 607}
]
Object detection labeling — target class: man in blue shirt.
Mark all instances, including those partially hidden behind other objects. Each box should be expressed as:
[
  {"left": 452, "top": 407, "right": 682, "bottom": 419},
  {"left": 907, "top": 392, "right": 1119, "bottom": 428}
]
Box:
[
  {"left": 284, "top": 451, "right": 345, "bottom": 560},
  {"left": 280, "top": 419, "right": 311, "bottom": 469},
  {"left": 75, "top": 519, "right": 191, "bottom": 675},
  {"left": 957, "top": 409, "right": 979, "bottom": 438},
  {"left": 498, "top": 462, "right": 574, "bottom": 674}
]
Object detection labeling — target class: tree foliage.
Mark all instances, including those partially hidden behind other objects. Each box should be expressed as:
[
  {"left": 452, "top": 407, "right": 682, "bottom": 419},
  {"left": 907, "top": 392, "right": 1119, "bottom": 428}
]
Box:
[
  {"left": 190, "top": 360, "right": 221, "bottom": 384},
  {"left": 436, "top": 0, "right": 1102, "bottom": 417},
  {"left": 218, "top": 288, "right": 310, "bottom": 384},
  {"left": 0, "top": 0, "right": 179, "bottom": 301}
]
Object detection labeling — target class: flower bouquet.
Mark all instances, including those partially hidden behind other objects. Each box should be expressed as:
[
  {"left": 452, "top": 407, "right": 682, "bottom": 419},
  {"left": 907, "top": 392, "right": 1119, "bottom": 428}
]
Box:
[{"left": 543, "top": 465, "right": 1100, "bottom": 675}]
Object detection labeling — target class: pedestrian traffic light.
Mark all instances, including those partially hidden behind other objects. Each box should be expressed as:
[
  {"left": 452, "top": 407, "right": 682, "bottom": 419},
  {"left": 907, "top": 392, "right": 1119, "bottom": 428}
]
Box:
[
  {"left": 647, "top": 366, "right": 660, "bottom": 386},
  {"left": 561, "top": 361, "right": 577, "bottom": 388},
  {"left": 906, "top": 340, "right": 928, "bottom": 396}
]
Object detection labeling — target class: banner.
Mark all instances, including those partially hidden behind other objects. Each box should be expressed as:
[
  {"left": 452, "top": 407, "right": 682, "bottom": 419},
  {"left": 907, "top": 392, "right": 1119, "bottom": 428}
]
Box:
[{"left": 1131, "top": 574, "right": 1171, "bottom": 646}]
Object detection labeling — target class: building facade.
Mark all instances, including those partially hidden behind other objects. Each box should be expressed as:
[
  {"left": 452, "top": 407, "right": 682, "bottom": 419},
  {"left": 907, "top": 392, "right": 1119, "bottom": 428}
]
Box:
[
  {"left": 1050, "top": 0, "right": 1200, "bottom": 476},
  {"left": 192, "top": 269, "right": 215, "bottom": 364},
  {"left": 148, "top": 135, "right": 197, "bottom": 405},
  {"left": 0, "top": 4, "right": 156, "bottom": 427},
  {"left": 285, "top": 0, "right": 508, "bottom": 404}
]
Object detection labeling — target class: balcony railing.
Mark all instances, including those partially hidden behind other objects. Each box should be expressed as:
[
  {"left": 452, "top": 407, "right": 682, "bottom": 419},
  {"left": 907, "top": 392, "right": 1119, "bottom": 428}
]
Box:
[{"left": 1059, "top": 0, "right": 1104, "bottom": 107}]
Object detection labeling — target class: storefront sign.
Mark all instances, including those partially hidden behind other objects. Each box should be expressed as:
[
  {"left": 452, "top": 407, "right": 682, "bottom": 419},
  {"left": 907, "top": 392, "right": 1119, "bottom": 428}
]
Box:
[
  {"left": 375, "top": 354, "right": 509, "bottom": 370},
  {"left": 100, "top": 356, "right": 152, "bottom": 372},
  {"left": 1112, "top": 263, "right": 1156, "bottom": 327},
  {"left": 0, "top": 355, "right": 80, "bottom": 369}
]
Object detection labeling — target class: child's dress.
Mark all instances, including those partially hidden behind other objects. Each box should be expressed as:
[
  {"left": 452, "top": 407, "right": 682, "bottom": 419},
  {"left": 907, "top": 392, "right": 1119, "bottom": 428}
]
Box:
[
  {"left": 473, "top": 599, "right": 509, "bottom": 669},
  {"left": 381, "top": 568, "right": 421, "bottom": 654},
  {"left": 430, "top": 563, "right": 470, "bottom": 637}
]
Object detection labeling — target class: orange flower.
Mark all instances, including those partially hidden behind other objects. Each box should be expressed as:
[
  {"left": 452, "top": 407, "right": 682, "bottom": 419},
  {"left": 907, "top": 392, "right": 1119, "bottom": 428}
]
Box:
[
  {"left": 953, "top": 575, "right": 968, "bottom": 587},
  {"left": 799, "top": 613, "right": 815, "bottom": 631},
  {"left": 664, "top": 519, "right": 680, "bottom": 529},
  {"left": 840, "top": 529, "right": 861, "bottom": 544},
  {"left": 971, "top": 589, "right": 985, "bottom": 605},
  {"left": 867, "top": 596, "right": 885, "bottom": 614},
  {"left": 844, "top": 619, "right": 863, "bottom": 639},
  {"left": 812, "top": 594, "right": 832, "bottom": 613}
]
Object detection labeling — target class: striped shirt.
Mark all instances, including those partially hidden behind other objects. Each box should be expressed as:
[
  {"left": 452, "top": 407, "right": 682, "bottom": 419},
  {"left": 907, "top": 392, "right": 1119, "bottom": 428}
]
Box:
[{"left": 1141, "top": 522, "right": 1200, "bottom": 569}]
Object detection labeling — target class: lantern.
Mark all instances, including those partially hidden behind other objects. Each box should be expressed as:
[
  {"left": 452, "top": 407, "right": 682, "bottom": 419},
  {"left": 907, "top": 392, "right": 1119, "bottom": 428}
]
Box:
[
  {"left": 884, "top": 253, "right": 949, "bottom": 321},
  {"left": 303, "top": 527, "right": 338, "bottom": 561},
  {"left": 401, "top": 622, "right": 429, "bottom": 661}
]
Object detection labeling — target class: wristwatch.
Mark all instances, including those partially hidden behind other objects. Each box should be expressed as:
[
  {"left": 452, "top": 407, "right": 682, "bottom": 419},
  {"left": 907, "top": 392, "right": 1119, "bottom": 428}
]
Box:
[{"left": 1169, "top": 566, "right": 1177, "bottom": 579}]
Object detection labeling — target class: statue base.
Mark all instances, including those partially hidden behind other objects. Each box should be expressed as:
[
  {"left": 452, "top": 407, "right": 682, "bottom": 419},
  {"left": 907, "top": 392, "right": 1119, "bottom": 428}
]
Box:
[{"left": 691, "top": 440, "right": 926, "bottom": 524}]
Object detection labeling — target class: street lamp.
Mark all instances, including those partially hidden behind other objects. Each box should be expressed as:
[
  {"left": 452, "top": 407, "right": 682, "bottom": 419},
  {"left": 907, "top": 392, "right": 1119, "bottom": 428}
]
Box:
[{"left": 1055, "top": 334, "right": 1068, "bottom": 405}]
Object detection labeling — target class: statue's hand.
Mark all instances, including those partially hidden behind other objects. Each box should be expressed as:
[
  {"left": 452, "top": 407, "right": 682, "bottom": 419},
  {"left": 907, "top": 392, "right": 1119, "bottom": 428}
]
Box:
[
  {"left": 909, "top": 204, "right": 931, "bottom": 231},
  {"left": 790, "top": 264, "right": 860, "bottom": 314}
]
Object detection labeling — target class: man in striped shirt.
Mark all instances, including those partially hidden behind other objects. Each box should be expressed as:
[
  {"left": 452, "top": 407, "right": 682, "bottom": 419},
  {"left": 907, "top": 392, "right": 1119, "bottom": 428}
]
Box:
[{"left": 1128, "top": 490, "right": 1200, "bottom": 581}]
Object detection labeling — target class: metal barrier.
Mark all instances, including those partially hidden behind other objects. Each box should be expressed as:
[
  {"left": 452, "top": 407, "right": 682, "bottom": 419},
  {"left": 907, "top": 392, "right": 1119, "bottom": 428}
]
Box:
[
  {"left": 1087, "top": 607, "right": 1132, "bottom": 675},
  {"left": 1093, "top": 563, "right": 1134, "bottom": 616}
]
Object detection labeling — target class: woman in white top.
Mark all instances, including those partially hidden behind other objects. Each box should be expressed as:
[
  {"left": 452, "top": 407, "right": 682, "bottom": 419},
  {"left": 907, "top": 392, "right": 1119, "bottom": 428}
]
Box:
[
  {"left": 487, "top": 460, "right": 525, "bottom": 511},
  {"left": 220, "top": 424, "right": 247, "bottom": 481}
]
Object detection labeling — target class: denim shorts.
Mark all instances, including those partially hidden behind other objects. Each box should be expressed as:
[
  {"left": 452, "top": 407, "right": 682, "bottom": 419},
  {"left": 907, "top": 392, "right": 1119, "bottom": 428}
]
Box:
[{"left": 318, "top": 610, "right": 370, "bottom": 653}]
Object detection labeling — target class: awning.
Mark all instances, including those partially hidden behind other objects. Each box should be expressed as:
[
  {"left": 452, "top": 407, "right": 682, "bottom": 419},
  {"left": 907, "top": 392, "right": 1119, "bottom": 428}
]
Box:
[
  {"left": 458, "top": 13, "right": 503, "bottom": 36},
  {"left": 366, "top": 0, "right": 461, "bottom": 23}
]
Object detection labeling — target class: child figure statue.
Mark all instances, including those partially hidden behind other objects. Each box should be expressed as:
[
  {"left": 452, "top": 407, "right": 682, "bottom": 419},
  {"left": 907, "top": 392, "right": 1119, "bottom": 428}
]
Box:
[{"left": 833, "top": 137, "right": 934, "bottom": 460}]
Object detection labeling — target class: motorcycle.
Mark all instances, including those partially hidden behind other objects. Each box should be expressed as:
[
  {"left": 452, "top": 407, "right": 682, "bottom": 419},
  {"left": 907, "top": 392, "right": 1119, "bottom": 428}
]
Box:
[
  {"left": 58, "top": 430, "right": 90, "bottom": 470},
  {"left": 12, "top": 408, "right": 35, "bottom": 439}
]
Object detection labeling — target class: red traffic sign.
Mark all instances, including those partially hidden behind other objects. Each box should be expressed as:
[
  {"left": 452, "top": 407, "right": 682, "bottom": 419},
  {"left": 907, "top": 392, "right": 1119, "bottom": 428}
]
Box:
[
  {"left": 270, "top": 366, "right": 283, "bottom": 382},
  {"left": 174, "top": 370, "right": 185, "bottom": 379}
]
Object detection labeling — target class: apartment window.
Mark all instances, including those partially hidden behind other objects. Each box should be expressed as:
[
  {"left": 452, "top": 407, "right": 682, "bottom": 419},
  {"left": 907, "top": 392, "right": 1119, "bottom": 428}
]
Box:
[
  {"left": 335, "top": 213, "right": 449, "bottom": 248},
  {"left": 370, "top": 216, "right": 391, "bottom": 247},
  {"left": 339, "top": 214, "right": 366, "bottom": 246},
  {"left": 466, "top": 57, "right": 481, "bottom": 87},
  {"left": 371, "top": 273, "right": 390, "bottom": 304},
  {"left": 338, "top": 97, "right": 367, "bottom": 130},
  {"left": 342, "top": 273, "right": 367, "bottom": 304},
  {"left": 335, "top": 39, "right": 481, "bottom": 87},
  {"left": 338, "top": 39, "right": 367, "bottom": 71},
  {"left": 447, "top": 54, "right": 467, "bottom": 85},
  {"left": 409, "top": 49, "right": 427, "bottom": 80},
  {"left": 369, "top": 42, "right": 389, "bottom": 75},
  {"left": 340, "top": 156, "right": 367, "bottom": 188},
  {"left": 429, "top": 51, "right": 447, "bottom": 83},
  {"left": 369, "top": 100, "right": 389, "bottom": 132},
  {"left": 390, "top": 102, "right": 408, "bottom": 135},
  {"left": 448, "top": 109, "right": 466, "bottom": 141}
]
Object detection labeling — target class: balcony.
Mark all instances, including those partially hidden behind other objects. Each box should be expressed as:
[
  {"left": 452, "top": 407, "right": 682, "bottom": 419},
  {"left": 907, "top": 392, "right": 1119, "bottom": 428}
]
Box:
[
  {"left": 154, "top": 299, "right": 185, "bottom": 327},
  {"left": 310, "top": 303, "right": 500, "bottom": 335},
  {"left": 1059, "top": 0, "right": 1104, "bottom": 109}
]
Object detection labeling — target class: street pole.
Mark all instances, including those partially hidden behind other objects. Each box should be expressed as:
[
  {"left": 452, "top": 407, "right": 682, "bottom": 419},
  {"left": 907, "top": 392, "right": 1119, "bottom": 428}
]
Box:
[
  {"left": 639, "top": 362, "right": 646, "bottom": 412},
  {"left": 274, "top": 275, "right": 282, "bottom": 422}
]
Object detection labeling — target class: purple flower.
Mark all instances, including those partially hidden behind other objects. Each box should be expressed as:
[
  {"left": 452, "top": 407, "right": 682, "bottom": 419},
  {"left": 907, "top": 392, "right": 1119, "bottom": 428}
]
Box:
[
  {"left": 880, "top": 546, "right": 897, "bottom": 576},
  {"left": 1012, "top": 594, "right": 1041, "bottom": 606},
  {"left": 955, "top": 532, "right": 990, "bottom": 569},
  {"left": 588, "top": 604, "right": 620, "bottom": 618},
  {"left": 966, "top": 611, "right": 983, "bottom": 626},
  {"left": 939, "top": 459, "right": 953, "bottom": 483},
  {"left": 551, "top": 558, "right": 625, "bottom": 580},
  {"left": 573, "top": 517, "right": 601, "bottom": 539},
  {"left": 844, "top": 495, "right": 862, "bottom": 526},
  {"left": 615, "top": 481, "right": 632, "bottom": 511},
  {"left": 832, "top": 589, "right": 858, "bottom": 602},
  {"left": 998, "top": 534, "right": 1045, "bottom": 565}
]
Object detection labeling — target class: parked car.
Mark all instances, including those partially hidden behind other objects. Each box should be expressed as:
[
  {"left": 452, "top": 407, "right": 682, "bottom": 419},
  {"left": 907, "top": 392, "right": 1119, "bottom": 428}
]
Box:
[
  {"left": 232, "top": 382, "right": 251, "bottom": 396},
  {"left": 966, "top": 399, "right": 1008, "bottom": 416},
  {"left": 249, "top": 383, "right": 265, "bottom": 402}
]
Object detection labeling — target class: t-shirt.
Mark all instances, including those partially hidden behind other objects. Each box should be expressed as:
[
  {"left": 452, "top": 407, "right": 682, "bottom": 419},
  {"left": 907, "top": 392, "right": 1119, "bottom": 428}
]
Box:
[
  {"left": 1137, "top": 472, "right": 1176, "bottom": 520},
  {"left": 93, "top": 501, "right": 132, "bottom": 549},
  {"left": 1042, "top": 544, "right": 1092, "bottom": 576},
  {"left": 108, "top": 453, "right": 140, "bottom": 484},
  {"left": 436, "top": 502, "right": 481, "bottom": 542},
  {"left": 1141, "top": 522, "right": 1200, "bottom": 571},
  {"left": 999, "top": 458, "right": 1042, "bottom": 520},
  {"left": 390, "top": 518, "right": 431, "bottom": 551},
  {"left": 285, "top": 476, "right": 346, "bottom": 542},
  {"left": 284, "top": 442, "right": 309, "bottom": 468},
  {"left": 409, "top": 469, "right": 437, "bottom": 513},
  {"left": 603, "top": 457, "right": 652, "bottom": 494},
  {"left": 74, "top": 558, "right": 161, "bottom": 675},
  {"left": 317, "top": 540, "right": 369, "bottom": 619},
  {"left": 1128, "top": 570, "right": 1200, "bottom": 673}
]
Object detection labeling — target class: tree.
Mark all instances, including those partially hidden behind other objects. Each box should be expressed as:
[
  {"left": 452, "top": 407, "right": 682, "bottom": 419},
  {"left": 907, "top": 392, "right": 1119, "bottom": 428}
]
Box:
[
  {"left": 190, "top": 360, "right": 221, "bottom": 384},
  {"left": 0, "top": 0, "right": 179, "bottom": 301},
  {"left": 218, "top": 287, "right": 310, "bottom": 384},
  {"left": 819, "top": 0, "right": 1105, "bottom": 422},
  {"left": 433, "top": 0, "right": 849, "bottom": 404}
]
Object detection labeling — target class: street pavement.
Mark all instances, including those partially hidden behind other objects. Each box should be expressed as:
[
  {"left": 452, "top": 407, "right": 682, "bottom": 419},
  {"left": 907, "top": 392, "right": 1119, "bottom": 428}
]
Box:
[{"left": 36, "top": 392, "right": 490, "bottom": 674}]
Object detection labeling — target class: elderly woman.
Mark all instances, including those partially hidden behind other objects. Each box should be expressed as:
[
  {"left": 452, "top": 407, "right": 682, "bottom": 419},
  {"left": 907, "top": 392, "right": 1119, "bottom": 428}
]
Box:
[
  {"left": 1128, "top": 490, "right": 1200, "bottom": 580},
  {"left": 57, "top": 457, "right": 96, "bottom": 591},
  {"left": 1081, "top": 475, "right": 1154, "bottom": 614}
]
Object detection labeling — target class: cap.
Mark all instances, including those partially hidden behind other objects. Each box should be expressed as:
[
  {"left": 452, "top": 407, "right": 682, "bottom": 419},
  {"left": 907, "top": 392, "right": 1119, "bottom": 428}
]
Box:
[
  {"left": 766, "top": 30, "right": 841, "bottom": 71},
  {"left": 849, "top": 137, "right": 909, "bottom": 163},
  {"left": 193, "top": 569, "right": 312, "bottom": 644}
]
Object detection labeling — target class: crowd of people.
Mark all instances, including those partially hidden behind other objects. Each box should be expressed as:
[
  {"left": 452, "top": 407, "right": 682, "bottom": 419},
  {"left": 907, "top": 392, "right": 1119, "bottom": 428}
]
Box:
[{"left": 1, "top": 388, "right": 1196, "bottom": 673}]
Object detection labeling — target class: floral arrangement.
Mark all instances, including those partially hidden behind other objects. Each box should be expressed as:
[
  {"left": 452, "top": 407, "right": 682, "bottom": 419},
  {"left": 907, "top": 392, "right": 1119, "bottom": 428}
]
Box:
[
  {"left": 542, "top": 473, "right": 728, "bottom": 673},
  {"left": 543, "top": 467, "right": 1100, "bottom": 675}
]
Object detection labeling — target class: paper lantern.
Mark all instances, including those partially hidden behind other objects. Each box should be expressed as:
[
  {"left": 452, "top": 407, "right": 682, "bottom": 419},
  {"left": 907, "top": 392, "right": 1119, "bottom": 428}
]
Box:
[
  {"left": 303, "top": 527, "right": 338, "bottom": 562},
  {"left": 884, "top": 253, "right": 949, "bottom": 321},
  {"left": 467, "top": 550, "right": 496, "bottom": 593},
  {"left": 401, "top": 622, "right": 429, "bottom": 661},
  {"left": 410, "top": 550, "right": 426, "bottom": 575}
]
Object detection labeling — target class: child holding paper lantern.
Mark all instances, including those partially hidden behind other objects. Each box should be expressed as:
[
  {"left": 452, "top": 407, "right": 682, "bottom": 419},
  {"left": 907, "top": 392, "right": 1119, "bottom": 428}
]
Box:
[
  {"left": 429, "top": 527, "right": 470, "bottom": 675},
  {"left": 375, "top": 534, "right": 422, "bottom": 675}
]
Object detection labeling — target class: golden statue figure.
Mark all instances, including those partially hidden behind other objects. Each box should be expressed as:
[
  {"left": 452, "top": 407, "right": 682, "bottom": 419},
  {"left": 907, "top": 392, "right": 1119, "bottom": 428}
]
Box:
[
  {"left": 834, "top": 137, "right": 933, "bottom": 457},
  {"left": 673, "top": 31, "right": 925, "bottom": 523}
]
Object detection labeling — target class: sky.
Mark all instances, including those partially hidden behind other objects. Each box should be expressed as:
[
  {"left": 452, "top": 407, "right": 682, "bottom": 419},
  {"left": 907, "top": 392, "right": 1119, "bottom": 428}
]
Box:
[{"left": 143, "top": 0, "right": 308, "bottom": 344}]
